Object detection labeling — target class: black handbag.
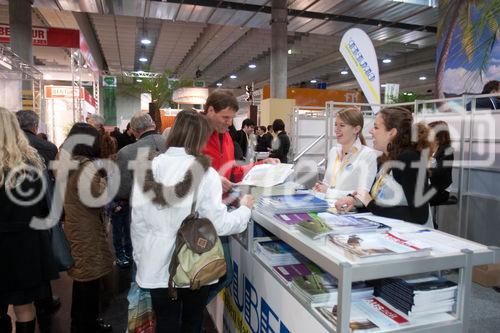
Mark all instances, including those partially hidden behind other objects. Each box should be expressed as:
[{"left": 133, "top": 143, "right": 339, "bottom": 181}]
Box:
[{"left": 44, "top": 169, "right": 74, "bottom": 271}]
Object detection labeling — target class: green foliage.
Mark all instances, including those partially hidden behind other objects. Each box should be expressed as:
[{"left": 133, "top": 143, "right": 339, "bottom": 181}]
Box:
[
  {"left": 386, "top": 92, "right": 420, "bottom": 104},
  {"left": 118, "top": 68, "right": 193, "bottom": 108}
]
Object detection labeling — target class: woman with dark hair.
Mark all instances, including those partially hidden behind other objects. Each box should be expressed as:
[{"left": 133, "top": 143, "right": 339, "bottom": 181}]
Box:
[
  {"left": 269, "top": 119, "right": 291, "bottom": 163},
  {"left": 131, "top": 110, "right": 254, "bottom": 333},
  {"left": 0, "top": 107, "right": 58, "bottom": 333},
  {"left": 60, "top": 123, "right": 113, "bottom": 333},
  {"left": 335, "top": 107, "right": 433, "bottom": 226},
  {"left": 428, "top": 121, "right": 454, "bottom": 205}
]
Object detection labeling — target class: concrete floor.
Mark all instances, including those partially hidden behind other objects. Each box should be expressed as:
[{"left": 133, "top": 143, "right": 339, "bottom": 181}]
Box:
[{"left": 6, "top": 269, "right": 500, "bottom": 332}]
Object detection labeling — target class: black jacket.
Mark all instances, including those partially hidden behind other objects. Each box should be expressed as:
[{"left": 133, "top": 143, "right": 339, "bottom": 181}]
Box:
[
  {"left": 270, "top": 131, "right": 290, "bottom": 163},
  {"left": 235, "top": 129, "right": 249, "bottom": 158},
  {"left": 429, "top": 145, "right": 454, "bottom": 205},
  {"left": 23, "top": 130, "right": 58, "bottom": 168},
  {"left": 256, "top": 133, "right": 273, "bottom": 152},
  {"left": 365, "top": 149, "right": 430, "bottom": 225}
]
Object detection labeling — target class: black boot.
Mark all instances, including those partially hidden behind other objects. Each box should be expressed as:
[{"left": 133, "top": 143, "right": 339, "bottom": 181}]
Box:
[
  {"left": 0, "top": 314, "right": 12, "bottom": 333},
  {"left": 15, "top": 319, "right": 36, "bottom": 333}
]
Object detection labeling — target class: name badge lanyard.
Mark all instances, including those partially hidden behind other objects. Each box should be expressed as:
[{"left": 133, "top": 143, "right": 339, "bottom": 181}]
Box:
[{"left": 329, "top": 147, "right": 358, "bottom": 188}]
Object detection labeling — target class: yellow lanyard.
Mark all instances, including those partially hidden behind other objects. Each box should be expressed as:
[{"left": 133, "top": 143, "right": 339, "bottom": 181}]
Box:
[
  {"left": 329, "top": 147, "right": 358, "bottom": 188},
  {"left": 370, "top": 170, "right": 386, "bottom": 199}
]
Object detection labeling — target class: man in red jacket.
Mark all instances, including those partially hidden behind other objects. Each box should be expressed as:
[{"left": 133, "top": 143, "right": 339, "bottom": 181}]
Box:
[
  {"left": 203, "top": 90, "right": 278, "bottom": 192},
  {"left": 202, "top": 90, "right": 278, "bottom": 303}
]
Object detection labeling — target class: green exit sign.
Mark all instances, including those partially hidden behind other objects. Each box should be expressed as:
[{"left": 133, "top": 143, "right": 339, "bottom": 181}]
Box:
[{"left": 193, "top": 81, "right": 205, "bottom": 87}]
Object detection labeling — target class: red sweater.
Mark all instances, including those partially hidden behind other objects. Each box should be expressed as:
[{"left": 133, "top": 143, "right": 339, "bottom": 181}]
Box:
[{"left": 203, "top": 131, "right": 261, "bottom": 183}]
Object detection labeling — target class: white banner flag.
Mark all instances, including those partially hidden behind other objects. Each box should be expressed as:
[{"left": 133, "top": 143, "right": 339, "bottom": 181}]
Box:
[{"left": 340, "top": 28, "right": 381, "bottom": 113}]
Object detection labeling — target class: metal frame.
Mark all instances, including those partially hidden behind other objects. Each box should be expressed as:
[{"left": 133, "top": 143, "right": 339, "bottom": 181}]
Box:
[
  {"left": 0, "top": 44, "right": 43, "bottom": 115},
  {"left": 250, "top": 210, "right": 500, "bottom": 333}
]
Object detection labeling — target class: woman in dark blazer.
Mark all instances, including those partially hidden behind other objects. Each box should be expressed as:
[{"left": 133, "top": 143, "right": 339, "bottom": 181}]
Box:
[
  {"left": 428, "top": 121, "right": 454, "bottom": 205},
  {"left": 269, "top": 119, "right": 291, "bottom": 163}
]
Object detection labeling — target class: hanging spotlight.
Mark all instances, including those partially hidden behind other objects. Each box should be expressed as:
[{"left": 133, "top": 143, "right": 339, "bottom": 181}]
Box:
[
  {"left": 139, "top": 57, "right": 148, "bottom": 62},
  {"left": 216, "top": 82, "right": 223, "bottom": 87},
  {"left": 382, "top": 58, "right": 392, "bottom": 64},
  {"left": 310, "top": 79, "right": 317, "bottom": 84},
  {"left": 340, "top": 70, "right": 348, "bottom": 75},
  {"left": 248, "top": 64, "right": 257, "bottom": 69},
  {"left": 141, "top": 38, "right": 151, "bottom": 45},
  {"left": 419, "top": 76, "right": 427, "bottom": 81},
  {"left": 287, "top": 49, "right": 292, "bottom": 55},
  {"left": 230, "top": 74, "right": 237, "bottom": 79},
  {"left": 136, "top": 79, "right": 143, "bottom": 83}
]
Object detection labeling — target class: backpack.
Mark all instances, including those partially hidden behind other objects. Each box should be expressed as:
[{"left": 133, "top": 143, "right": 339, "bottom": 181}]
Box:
[{"left": 165, "top": 159, "right": 226, "bottom": 299}]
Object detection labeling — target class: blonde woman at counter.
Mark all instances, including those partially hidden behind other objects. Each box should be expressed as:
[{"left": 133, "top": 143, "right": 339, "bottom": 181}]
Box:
[{"left": 313, "top": 108, "right": 378, "bottom": 201}]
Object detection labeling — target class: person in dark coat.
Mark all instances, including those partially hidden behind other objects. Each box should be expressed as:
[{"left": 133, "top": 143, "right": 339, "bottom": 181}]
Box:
[
  {"left": 235, "top": 118, "right": 255, "bottom": 159},
  {"left": 255, "top": 126, "right": 272, "bottom": 152},
  {"left": 0, "top": 107, "right": 58, "bottom": 333},
  {"left": 269, "top": 119, "right": 291, "bottom": 163},
  {"left": 428, "top": 121, "right": 454, "bottom": 205},
  {"left": 16, "top": 110, "right": 60, "bottom": 332}
]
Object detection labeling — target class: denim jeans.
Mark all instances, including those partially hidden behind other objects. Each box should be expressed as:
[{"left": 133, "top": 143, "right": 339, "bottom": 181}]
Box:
[
  {"left": 111, "top": 202, "right": 132, "bottom": 259},
  {"left": 206, "top": 236, "right": 233, "bottom": 303}
]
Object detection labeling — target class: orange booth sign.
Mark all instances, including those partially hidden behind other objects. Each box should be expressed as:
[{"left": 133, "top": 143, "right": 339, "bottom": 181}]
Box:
[{"left": 262, "top": 86, "right": 362, "bottom": 106}]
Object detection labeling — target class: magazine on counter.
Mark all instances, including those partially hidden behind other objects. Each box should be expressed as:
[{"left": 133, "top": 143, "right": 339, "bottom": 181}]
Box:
[
  {"left": 317, "top": 213, "right": 391, "bottom": 235},
  {"left": 257, "top": 194, "right": 329, "bottom": 214},
  {"left": 254, "top": 240, "right": 301, "bottom": 266},
  {"left": 327, "top": 232, "right": 431, "bottom": 262},
  {"left": 314, "top": 303, "right": 379, "bottom": 332},
  {"left": 296, "top": 214, "right": 333, "bottom": 240},
  {"left": 274, "top": 212, "right": 319, "bottom": 228},
  {"left": 239, "top": 163, "right": 294, "bottom": 187}
]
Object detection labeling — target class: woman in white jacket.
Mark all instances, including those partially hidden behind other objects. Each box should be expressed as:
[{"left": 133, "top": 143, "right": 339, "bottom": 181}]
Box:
[
  {"left": 131, "top": 110, "right": 254, "bottom": 333},
  {"left": 313, "top": 108, "right": 378, "bottom": 201}
]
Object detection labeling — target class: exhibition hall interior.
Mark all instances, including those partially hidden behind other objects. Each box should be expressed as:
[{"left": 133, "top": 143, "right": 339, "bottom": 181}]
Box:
[{"left": 0, "top": 0, "right": 499, "bottom": 333}]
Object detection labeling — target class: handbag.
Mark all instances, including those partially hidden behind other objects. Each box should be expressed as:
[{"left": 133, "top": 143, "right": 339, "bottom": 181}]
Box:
[
  {"left": 44, "top": 169, "right": 74, "bottom": 272},
  {"left": 167, "top": 167, "right": 226, "bottom": 299},
  {"left": 50, "top": 221, "right": 74, "bottom": 272}
]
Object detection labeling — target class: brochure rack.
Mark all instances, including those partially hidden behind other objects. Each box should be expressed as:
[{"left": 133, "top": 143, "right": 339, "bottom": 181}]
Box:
[{"left": 235, "top": 210, "right": 500, "bottom": 333}]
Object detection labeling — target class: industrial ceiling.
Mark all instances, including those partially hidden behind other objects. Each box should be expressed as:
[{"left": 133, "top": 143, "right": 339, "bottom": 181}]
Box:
[{"left": 0, "top": 0, "right": 439, "bottom": 95}]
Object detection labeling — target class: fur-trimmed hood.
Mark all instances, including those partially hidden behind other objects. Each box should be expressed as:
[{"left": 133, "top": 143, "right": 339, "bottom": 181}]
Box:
[{"left": 141, "top": 148, "right": 212, "bottom": 207}]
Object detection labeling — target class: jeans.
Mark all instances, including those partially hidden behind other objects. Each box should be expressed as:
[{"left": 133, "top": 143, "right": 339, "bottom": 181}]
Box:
[
  {"left": 150, "top": 286, "right": 209, "bottom": 333},
  {"left": 111, "top": 202, "right": 132, "bottom": 259},
  {"left": 206, "top": 236, "right": 233, "bottom": 303},
  {"left": 71, "top": 279, "right": 100, "bottom": 333}
]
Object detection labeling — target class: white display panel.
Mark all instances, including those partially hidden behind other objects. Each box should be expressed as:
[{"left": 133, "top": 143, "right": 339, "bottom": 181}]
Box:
[{"left": 223, "top": 238, "right": 329, "bottom": 333}]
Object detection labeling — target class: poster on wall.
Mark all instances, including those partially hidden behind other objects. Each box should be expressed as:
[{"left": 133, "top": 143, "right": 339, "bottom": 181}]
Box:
[
  {"left": 436, "top": 0, "right": 500, "bottom": 98},
  {"left": 340, "top": 28, "right": 381, "bottom": 113}
]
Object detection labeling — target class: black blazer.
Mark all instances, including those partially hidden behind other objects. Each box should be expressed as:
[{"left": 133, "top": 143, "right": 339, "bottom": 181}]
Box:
[
  {"left": 365, "top": 149, "right": 430, "bottom": 225},
  {"left": 270, "top": 131, "right": 290, "bottom": 163},
  {"left": 235, "top": 130, "right": 249, "bottom": 158},
  {"left": 429, "top": 145, "right": 454, "bottom": 205}
]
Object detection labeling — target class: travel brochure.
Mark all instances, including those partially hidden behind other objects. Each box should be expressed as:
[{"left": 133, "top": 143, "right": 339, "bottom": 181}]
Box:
[
  {"left": 239, "top": 163, "right": 294, "bottom": 187},
  {"left": 327, "top": 232, "right": 431, "bottom": 262},
  {"left": 257, "top": 194, "right": 330, "bottom": 214}
]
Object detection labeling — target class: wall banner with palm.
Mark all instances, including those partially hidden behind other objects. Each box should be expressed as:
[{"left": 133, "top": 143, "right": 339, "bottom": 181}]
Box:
[{"left": 436, "top": 0, "right": 499, "bottom": 98}]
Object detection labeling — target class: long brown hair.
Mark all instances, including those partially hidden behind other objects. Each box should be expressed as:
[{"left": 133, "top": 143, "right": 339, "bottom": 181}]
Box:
[
  {"left": 336, "top": 107, "right": 366, "bottom": 145},
  {"left": 378, "top": 107, "right": 431, "bottom": 163},
  {"left": 428, "top": 120, "right": 451, "bottom": 151},
  {"left": 165, "top": 110, "right": 211, "bottom": 156}
]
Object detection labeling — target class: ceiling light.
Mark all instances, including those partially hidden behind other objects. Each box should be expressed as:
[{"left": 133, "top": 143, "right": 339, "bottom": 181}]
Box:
[
  {"left": 216, "top": 82, "right": 223, "bottom": 87},
  {"left": 229, "top": 74, "right": 237, "bottom": 79},
  {"left": 141, "top": 38, "right": 151, "bottom": 45},
  {"left": 310, "top": 79, "right": 317, "bottom": 83},
  {"left": 88, "top": 73, "right": 92, "bottom": 77},
  {"left": 139, "top": 57, "right": 148, "bottom": 62},
  {"left": 381, "top": 84, "right": 387, "bottom": 88},
  {"left": 287, "top": 49, "right": 292, "bottom": 55},
  {"left": 382, "top": 58, "right": 392, "bottom": 64},
  {"left": 340, "top": 70, "right": 348, "bottom": 75},
  {"left": 248, "top": 64, "right": 256, "bottom": 69},
  {"left": 44, "top": 73, "right": 52, "bottom": 80},
  {"left": 136, "top": 79, "right": 143, "bottom": 83},
  {"left": 419, "top": 76, "right": 427, "bottom": 80}
]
